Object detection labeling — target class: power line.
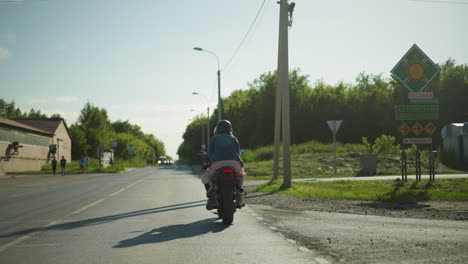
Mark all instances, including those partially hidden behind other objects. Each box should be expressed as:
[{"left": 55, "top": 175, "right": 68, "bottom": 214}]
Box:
[
  {"left": 409, "top": 0, "right": 468, "bottom": 4},
  {"left": 222, "top": 0, "right": 268, "bottom": 71}
]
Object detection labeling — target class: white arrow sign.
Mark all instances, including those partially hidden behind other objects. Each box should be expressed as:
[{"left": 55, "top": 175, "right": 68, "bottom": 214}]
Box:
[{"left": 327, "top": 120, "right": 343, "bottom": 136}]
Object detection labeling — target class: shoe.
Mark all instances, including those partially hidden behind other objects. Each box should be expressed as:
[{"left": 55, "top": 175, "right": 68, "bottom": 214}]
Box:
[
  {"left": 206, "top": 187, "right": 214, "bottom": 198},
  {"left": 236, "top": 188, "right": 247, "bottom": 208},
  {"left": 206, "top": 196, "right": 217, "bottom": 210}
]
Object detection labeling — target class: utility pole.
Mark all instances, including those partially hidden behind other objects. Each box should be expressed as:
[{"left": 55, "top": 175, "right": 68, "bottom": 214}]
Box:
[
  {"left": 217, "top": 70, "right": 222, "bottom": 121},
  {"left": 273, "top": 0, "right": 294, "bottom": 188},
  {"left": 207, "top": 107, "right": 210, "bottom": 151}
]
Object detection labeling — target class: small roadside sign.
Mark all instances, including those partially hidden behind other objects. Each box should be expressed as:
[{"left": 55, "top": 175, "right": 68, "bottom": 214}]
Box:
[
  {"left": 408, "top": 92, "right": 433, "bottom": 99},
  {"left": 326, "top": 120, "right": 343, "bottom": 175},
  {"left": 395, "top": 105, "right": 439, "bottom": 120},
  {"left": 326, "top": 120, "right": 343, "bottom": 136},
  {"left": 425, "top": 123, "right": 437, "bottom": 135},
  {"left": 412, "top": 123, "right": 423, "bottom": 136},
  {"left": 403, "top": 138, "right": 432, "bottom": 144},
  {"left": 399, "top": 123, "right": 410, "bottom": 135},
  {"left": 111, "top": 141, "right": 118, "bottom": 149}
]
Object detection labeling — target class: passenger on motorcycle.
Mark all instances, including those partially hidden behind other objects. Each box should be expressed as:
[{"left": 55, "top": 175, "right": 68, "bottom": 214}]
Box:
[{"left": 203, "top": 120, "right": 246, "bottom": 208}]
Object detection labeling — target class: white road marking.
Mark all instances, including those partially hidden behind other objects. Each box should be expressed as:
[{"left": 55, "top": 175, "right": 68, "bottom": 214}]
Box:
[
  {"left": 15, "top": 243, "right": 59, "bottom": 247},
  {"left": 126, "top": 179, "right": 144, "bottom": 189},
  {"left": 315, "top": 257, "right": 330, "bottom": 264},
  {"left": 8, "top": 189, "right": 46, "bottom": 198},
  {"left": 0, "top": 177, "right": 147, "bottom": 253},
  {"left": 298, "top": 246, "right": 310, "bottom": 252},
  {"left": 0, "top": 234, "right": 33, "bottom": 253},
  {"left": 0, "top": 220, "right": 62, "bottom": 253},
  {"left": 109, "top": 188, "right": 125, "bottom": 197},
  {"left": 72, "top": 199, "right": 104, "bottom": 215}
]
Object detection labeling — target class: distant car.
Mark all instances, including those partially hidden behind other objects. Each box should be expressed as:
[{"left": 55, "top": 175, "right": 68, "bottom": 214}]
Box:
[{"left": 158, "top": 156, "right": 172, "bottom": 166}]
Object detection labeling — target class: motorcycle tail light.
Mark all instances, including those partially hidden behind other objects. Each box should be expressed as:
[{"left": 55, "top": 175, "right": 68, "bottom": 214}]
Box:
[
  {"left": 222, "top": 169, "right": 234, "bottom": 173},
  {"left": 224, "top": 176, "right": 232, "bottom": 180}
]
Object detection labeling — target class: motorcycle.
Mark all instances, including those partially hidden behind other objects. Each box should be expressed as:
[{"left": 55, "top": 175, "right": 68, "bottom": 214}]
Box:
[{"left": 209, "top": 166, "right": 245, "bottom": 225}]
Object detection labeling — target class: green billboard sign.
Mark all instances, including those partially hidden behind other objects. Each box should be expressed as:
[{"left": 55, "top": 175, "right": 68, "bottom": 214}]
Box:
[{"left": 394, "top": 105, "right": 439, "bottom": 120}]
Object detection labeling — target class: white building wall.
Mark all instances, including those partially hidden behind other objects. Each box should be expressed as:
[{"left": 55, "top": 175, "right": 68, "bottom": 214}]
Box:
[{"left": 52, "top": 121, "right": 72, "bottom": 162}]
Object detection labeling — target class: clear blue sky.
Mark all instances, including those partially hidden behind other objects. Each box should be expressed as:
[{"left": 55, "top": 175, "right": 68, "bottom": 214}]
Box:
[{"left": 1, "top": 0, "right": 467, "bottom": 158}]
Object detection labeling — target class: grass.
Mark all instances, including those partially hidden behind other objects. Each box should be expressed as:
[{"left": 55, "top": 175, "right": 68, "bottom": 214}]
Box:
[
  {"left": 256, "top": 178, "right": 468, "bottom": 202},
  {"left": 243, "top": 140, "right": 463, "bottom": 179}
]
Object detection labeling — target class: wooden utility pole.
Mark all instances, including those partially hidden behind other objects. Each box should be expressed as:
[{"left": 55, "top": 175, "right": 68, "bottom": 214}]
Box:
[
  {"left": 272, "top": 2, "right": 283, "bottom": 181},
  {"left": 273, "top": 0, "right": 293, "bottom": 188}
]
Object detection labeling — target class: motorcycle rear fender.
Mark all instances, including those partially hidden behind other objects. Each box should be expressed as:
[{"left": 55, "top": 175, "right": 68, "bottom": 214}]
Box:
[{"left": 214, "top": 166, "right": 238, "bottom": 184}]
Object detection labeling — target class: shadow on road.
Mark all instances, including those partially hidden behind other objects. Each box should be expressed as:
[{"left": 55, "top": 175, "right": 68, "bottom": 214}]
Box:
[
  {"left": 0, "top": 200, "right": 206, "bottom": 239},
  {"left": 113, "top": 218, "right": 227, "bottom": 248}
]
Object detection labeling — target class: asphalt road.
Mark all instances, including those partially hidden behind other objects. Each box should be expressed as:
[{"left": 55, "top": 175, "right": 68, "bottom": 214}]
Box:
[
  {"left": 250, "top": 205, "right": 468, "bottom": 263},
  {"left": 0, "top": 167, "right": 326, "bottom": 264}
]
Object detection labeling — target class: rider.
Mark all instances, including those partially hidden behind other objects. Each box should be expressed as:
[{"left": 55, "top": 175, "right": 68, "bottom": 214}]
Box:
[{"left": 203, "top": 120, "right": 246, "bottom": 209}]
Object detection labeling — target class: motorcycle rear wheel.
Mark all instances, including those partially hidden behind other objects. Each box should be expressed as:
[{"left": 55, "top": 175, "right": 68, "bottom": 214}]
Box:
[{"left": 221, "top": 181, "right": 235, "bottom": 225}]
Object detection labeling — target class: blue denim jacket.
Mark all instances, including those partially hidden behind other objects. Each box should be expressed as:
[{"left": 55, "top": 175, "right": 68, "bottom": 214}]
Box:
[{"left": 209, "top": 133, "right": 243, "bottom": 163}]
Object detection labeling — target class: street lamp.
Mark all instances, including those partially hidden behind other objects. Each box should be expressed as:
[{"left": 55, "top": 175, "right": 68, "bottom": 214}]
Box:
[
  {"left": 192, "top": 92, "right": 210, "bottom": 151},
  {"left": 193, "top": 47, "right": 222, "bottom": 122}
]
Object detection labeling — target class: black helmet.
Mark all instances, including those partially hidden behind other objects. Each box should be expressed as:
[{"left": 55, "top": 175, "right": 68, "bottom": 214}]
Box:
[{"left": 215, "top": 120, "right": 232, "bottom": 134}]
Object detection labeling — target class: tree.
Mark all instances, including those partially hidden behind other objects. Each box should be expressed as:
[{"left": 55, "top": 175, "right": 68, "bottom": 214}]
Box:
[
  {"left": 74, "top": 102, "right": 112, "bottom": 157},
  {"left": 178, "top": 61, "right": 468, "bottom": 162}
]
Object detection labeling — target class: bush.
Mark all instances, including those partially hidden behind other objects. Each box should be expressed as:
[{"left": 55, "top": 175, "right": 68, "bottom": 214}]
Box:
[{"left": 362, "top": 135, "right": 401, "bottom": 154}]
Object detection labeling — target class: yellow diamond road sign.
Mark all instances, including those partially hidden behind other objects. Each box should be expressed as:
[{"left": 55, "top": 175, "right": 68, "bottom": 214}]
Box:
[
  {"left": 425, "top": 123, "right": 437, "bottom": 135},
  {"left": 399, "top": 123, "right": 410, "bottom": 135},
  {"left": 412, "top": 122, "right": 423, "bottom": 136}
]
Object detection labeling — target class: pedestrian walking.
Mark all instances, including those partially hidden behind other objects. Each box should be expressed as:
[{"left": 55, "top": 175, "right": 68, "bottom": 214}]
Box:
[
  {"left": 84, "top": 155, "right": 89, "bottom": 172},
  {"left": 79, "top": 156, "right": 85, "bottom": 173},
  {"left": 60, "top": 156, "right": 67, "bottom": 176},
  {"left": 51, "top": 157, "right": 57, "bottom": 175}
]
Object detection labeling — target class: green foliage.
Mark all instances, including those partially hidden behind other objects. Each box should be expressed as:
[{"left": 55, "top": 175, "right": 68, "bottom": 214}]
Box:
[
  {"left": 372, "top": 135, "right": 401, "bottom": 154},
  {"left": 362, "top": 137, "right": 372, "bottom": 153},
  {"left": 361, "top": 135, "right": 400, "bottom": 154},
  {"left": 0, "top": 98, "right": 55, "bottom": 118},
  {"left": 244, "top": 140, "right": 366, "bottom": 163},
  {"left": 177, "top": 117, "right": 208, "bottom": 164},
  {"left": 179, "top": 60, "right": 466, "bottom": 169},
  {"left": 243, "top": 138, "right": 460, "bottom": 179},
  {"left": 256, "top": 179, "right": 468, "bottom": 202},
  {"left": 70, "top": 102, "right": 166, "bottom": 162}
]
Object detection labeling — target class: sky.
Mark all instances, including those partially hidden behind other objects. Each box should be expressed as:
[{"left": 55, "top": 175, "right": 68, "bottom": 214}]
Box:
[{"left": 1, "top": 0, "right": 467, "bottom": 159}]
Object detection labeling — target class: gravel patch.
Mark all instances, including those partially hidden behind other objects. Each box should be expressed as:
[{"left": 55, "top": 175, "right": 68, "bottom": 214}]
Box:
[{"left": 245, "top": 188, "right": 468, "bottom": 221}]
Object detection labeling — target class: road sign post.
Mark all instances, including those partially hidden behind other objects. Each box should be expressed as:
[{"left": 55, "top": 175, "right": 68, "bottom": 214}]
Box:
[
  {"left": 392, "top": 44, "right": 440, "bottom": 181},
  {"left": 327, "top": 120, "right": 342, "bottom": 175}
]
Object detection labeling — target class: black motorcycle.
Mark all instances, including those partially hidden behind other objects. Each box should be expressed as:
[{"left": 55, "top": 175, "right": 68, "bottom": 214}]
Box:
[{"left": 209, "top": 166, "right": 245, "bottom": 225}]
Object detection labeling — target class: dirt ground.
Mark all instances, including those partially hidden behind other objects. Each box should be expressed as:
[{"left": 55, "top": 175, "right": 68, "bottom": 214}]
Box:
[
  {"left": 244, "top": 188, "right": 468, "bottom": 264},
  {"left": 244, "top": 187, "right": 468, "bottom": 222}
]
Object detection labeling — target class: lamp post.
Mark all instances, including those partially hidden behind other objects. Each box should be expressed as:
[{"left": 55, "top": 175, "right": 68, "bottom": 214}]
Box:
[
  {"left": 193, "top": 47, "right": 221, "bottom": 122},
  {"left": 192, "top": 92, "right": 210, "bottom": 151}
]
